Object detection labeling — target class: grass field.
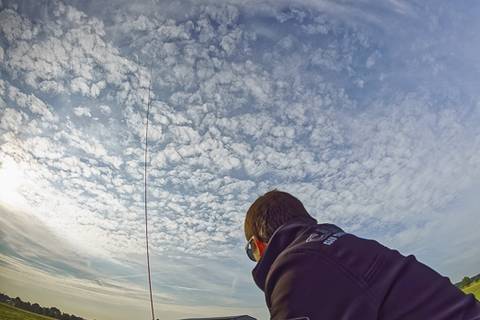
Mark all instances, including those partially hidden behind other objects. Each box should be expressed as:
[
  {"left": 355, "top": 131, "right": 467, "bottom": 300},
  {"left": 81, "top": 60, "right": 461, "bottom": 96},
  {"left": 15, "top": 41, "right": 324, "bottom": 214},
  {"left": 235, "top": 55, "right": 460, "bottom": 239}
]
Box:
[
  {"left": 462, "top": 281, "right": 480, "bottom": 301},
  {"left": 0, "top": 303, "right": 55, "bottom": 320}
]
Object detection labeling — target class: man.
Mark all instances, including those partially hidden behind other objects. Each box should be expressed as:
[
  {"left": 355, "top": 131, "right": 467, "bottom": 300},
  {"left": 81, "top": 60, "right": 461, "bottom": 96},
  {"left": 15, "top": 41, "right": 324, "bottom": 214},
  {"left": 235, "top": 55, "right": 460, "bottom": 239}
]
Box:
[{"left": 244, "top": 190, "right": 480, "bottom": 320}]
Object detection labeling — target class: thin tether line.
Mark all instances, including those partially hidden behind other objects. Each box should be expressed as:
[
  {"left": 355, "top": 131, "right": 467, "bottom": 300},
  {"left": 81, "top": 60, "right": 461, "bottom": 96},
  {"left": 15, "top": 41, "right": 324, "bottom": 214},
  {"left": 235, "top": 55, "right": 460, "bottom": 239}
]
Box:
[{"left": 144, "top": 66, "right": 155, "bottom": 320}]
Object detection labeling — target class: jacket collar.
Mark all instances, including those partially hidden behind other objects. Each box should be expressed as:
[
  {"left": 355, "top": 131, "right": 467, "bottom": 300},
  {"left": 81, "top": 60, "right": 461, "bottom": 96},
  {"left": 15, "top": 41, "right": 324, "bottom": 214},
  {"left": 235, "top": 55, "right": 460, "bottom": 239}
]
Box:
[{"left": 251, "top": 216, "right": 317, "bottom": 291}]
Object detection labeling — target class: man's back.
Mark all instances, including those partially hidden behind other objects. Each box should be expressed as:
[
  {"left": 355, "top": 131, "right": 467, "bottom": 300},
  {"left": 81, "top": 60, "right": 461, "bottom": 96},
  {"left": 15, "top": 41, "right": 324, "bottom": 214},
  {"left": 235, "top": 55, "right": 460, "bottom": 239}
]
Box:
[{"left": 252, "top": 218, "right": 480, "bottom": 320}]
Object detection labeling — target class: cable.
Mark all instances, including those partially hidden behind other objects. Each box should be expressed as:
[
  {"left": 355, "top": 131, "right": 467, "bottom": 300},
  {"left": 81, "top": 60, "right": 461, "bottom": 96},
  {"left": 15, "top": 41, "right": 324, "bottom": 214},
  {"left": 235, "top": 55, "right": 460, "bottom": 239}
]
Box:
[{"left": 144, "top": 66, "right": 155, "bottom": 320}]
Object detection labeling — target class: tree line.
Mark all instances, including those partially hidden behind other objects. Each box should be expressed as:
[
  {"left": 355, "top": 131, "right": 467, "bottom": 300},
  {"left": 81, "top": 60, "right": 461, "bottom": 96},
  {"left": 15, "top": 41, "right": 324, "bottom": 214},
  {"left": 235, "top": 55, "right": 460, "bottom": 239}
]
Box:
[
  {"left": 456, "top": 273, "right": 480, "bottom": 289},
  {"left": 0, "top": 292, "right": 85, "bottom": 320}
]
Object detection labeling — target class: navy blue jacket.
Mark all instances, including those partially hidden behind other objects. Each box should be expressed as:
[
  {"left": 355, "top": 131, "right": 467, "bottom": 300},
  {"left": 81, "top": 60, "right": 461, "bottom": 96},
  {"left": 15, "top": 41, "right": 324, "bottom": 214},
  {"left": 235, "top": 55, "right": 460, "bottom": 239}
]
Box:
[{"left": 252, "top": 218, "right": 480, "bottom": 320}]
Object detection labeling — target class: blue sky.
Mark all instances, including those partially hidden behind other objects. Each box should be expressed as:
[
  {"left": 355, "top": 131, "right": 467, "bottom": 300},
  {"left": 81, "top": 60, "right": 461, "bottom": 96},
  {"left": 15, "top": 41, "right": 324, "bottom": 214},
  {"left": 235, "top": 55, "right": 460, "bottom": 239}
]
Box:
[{"left": 0, "top": 0, "right": 480, "bottom": 319}]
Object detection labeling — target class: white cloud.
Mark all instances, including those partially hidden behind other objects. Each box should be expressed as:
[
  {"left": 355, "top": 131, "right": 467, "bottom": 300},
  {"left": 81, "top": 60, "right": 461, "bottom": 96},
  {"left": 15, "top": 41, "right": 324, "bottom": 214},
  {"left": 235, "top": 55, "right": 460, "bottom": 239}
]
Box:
[
  {"left": 70, "top": 77, "right": 91, "bottom": 96},
  {"left": 98, "top": 104, "right": 111, "bottom": 114},
  {"left": 73, "top": 106, "right": 92, "bottom": 117},
  {"left": 0, "top": 8, "right": 34, "bottom": 42},
  {"left": 7, "top": 85, "right": 58, "bottom": 122},
  {"left": 0, "top": 108, "right": 23, "bottom": 132}
]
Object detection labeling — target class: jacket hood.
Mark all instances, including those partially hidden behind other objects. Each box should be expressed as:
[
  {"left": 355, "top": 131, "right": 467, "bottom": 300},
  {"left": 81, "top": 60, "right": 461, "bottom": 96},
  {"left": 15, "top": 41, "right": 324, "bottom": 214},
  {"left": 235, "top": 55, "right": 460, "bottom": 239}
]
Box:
[{"left": 251, "top": 216, "right": 318, "bottom": 291}]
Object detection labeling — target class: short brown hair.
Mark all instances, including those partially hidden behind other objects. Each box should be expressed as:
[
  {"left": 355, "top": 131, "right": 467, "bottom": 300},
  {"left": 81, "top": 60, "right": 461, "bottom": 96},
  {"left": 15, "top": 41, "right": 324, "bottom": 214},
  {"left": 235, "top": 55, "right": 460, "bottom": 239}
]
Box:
[{"left": 244, "top": 190, "right": 316, "bottom": 242}]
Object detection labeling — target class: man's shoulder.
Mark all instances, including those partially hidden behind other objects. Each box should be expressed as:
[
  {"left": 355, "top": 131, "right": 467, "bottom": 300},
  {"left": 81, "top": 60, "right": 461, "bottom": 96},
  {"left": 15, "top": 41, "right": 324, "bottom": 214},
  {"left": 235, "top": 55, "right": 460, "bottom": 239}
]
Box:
[
  {"left": 276, "top": 223, "right": 355, "bottom": 258},
  {"left": 263, "top": 227, "right": 378, "bottom": 310},
  {"left": 269, "top": 225, "right": 394, "bottom": 289}
]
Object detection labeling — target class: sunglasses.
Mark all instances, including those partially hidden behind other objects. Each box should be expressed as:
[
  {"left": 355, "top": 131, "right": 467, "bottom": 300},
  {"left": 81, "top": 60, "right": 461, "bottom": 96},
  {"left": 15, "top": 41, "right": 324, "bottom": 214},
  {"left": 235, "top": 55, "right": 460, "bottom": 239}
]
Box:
[{"left": 245, "top": 237, "right": 256, "bottom": 262}]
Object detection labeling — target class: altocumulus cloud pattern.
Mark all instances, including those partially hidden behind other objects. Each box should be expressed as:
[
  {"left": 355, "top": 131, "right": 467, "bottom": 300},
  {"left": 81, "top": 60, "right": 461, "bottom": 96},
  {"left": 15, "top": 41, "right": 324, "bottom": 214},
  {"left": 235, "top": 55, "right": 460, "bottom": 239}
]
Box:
[{"left": 0, "top": 1, "right": 480, "bottom": 319}]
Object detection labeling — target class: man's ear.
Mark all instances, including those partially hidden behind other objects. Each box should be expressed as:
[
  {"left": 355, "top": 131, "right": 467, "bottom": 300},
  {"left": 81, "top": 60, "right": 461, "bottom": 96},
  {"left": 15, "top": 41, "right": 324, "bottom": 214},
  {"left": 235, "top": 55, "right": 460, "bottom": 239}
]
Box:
[{"left": 254, "top": 237, "right": 268, "bottom": 257}]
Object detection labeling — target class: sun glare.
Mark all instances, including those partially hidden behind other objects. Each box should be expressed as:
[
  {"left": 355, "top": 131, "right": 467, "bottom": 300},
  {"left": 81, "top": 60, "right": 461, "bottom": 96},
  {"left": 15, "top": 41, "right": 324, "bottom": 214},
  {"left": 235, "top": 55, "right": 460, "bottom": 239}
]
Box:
[{"left": 0, "top": 158, "right": 27, "bottom": 208}]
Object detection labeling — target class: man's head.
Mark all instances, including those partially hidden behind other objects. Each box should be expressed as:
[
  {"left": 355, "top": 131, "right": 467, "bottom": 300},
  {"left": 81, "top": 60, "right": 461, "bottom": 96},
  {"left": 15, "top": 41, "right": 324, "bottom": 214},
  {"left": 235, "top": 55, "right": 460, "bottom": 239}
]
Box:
[{"left": 244, "top": 190, "right": 316, "bottom": 261}]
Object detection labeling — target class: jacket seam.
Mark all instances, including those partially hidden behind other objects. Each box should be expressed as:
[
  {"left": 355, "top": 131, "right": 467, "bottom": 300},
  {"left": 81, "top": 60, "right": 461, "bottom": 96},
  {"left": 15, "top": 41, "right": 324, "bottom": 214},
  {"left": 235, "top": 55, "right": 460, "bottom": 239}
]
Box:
[{"left": 364, "top": 254, "right": 380, "bottom": 282}]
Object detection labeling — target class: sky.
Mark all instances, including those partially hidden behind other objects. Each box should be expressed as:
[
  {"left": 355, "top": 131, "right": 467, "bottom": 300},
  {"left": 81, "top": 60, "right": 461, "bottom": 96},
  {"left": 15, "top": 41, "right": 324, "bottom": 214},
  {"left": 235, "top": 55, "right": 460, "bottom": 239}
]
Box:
[{"left": 0, "top": 0, "right": 480, "bottom": 319}]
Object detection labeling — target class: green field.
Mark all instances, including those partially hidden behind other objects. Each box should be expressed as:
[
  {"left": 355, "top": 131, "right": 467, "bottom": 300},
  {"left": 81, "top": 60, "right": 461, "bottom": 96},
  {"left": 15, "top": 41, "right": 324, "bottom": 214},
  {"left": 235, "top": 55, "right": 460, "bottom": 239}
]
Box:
[
  {"left": 462, "top": 281, "right": 480, "bottom": 301},
  {"left": 0, "top": 303, "right": 55, "bottom": 320}
]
